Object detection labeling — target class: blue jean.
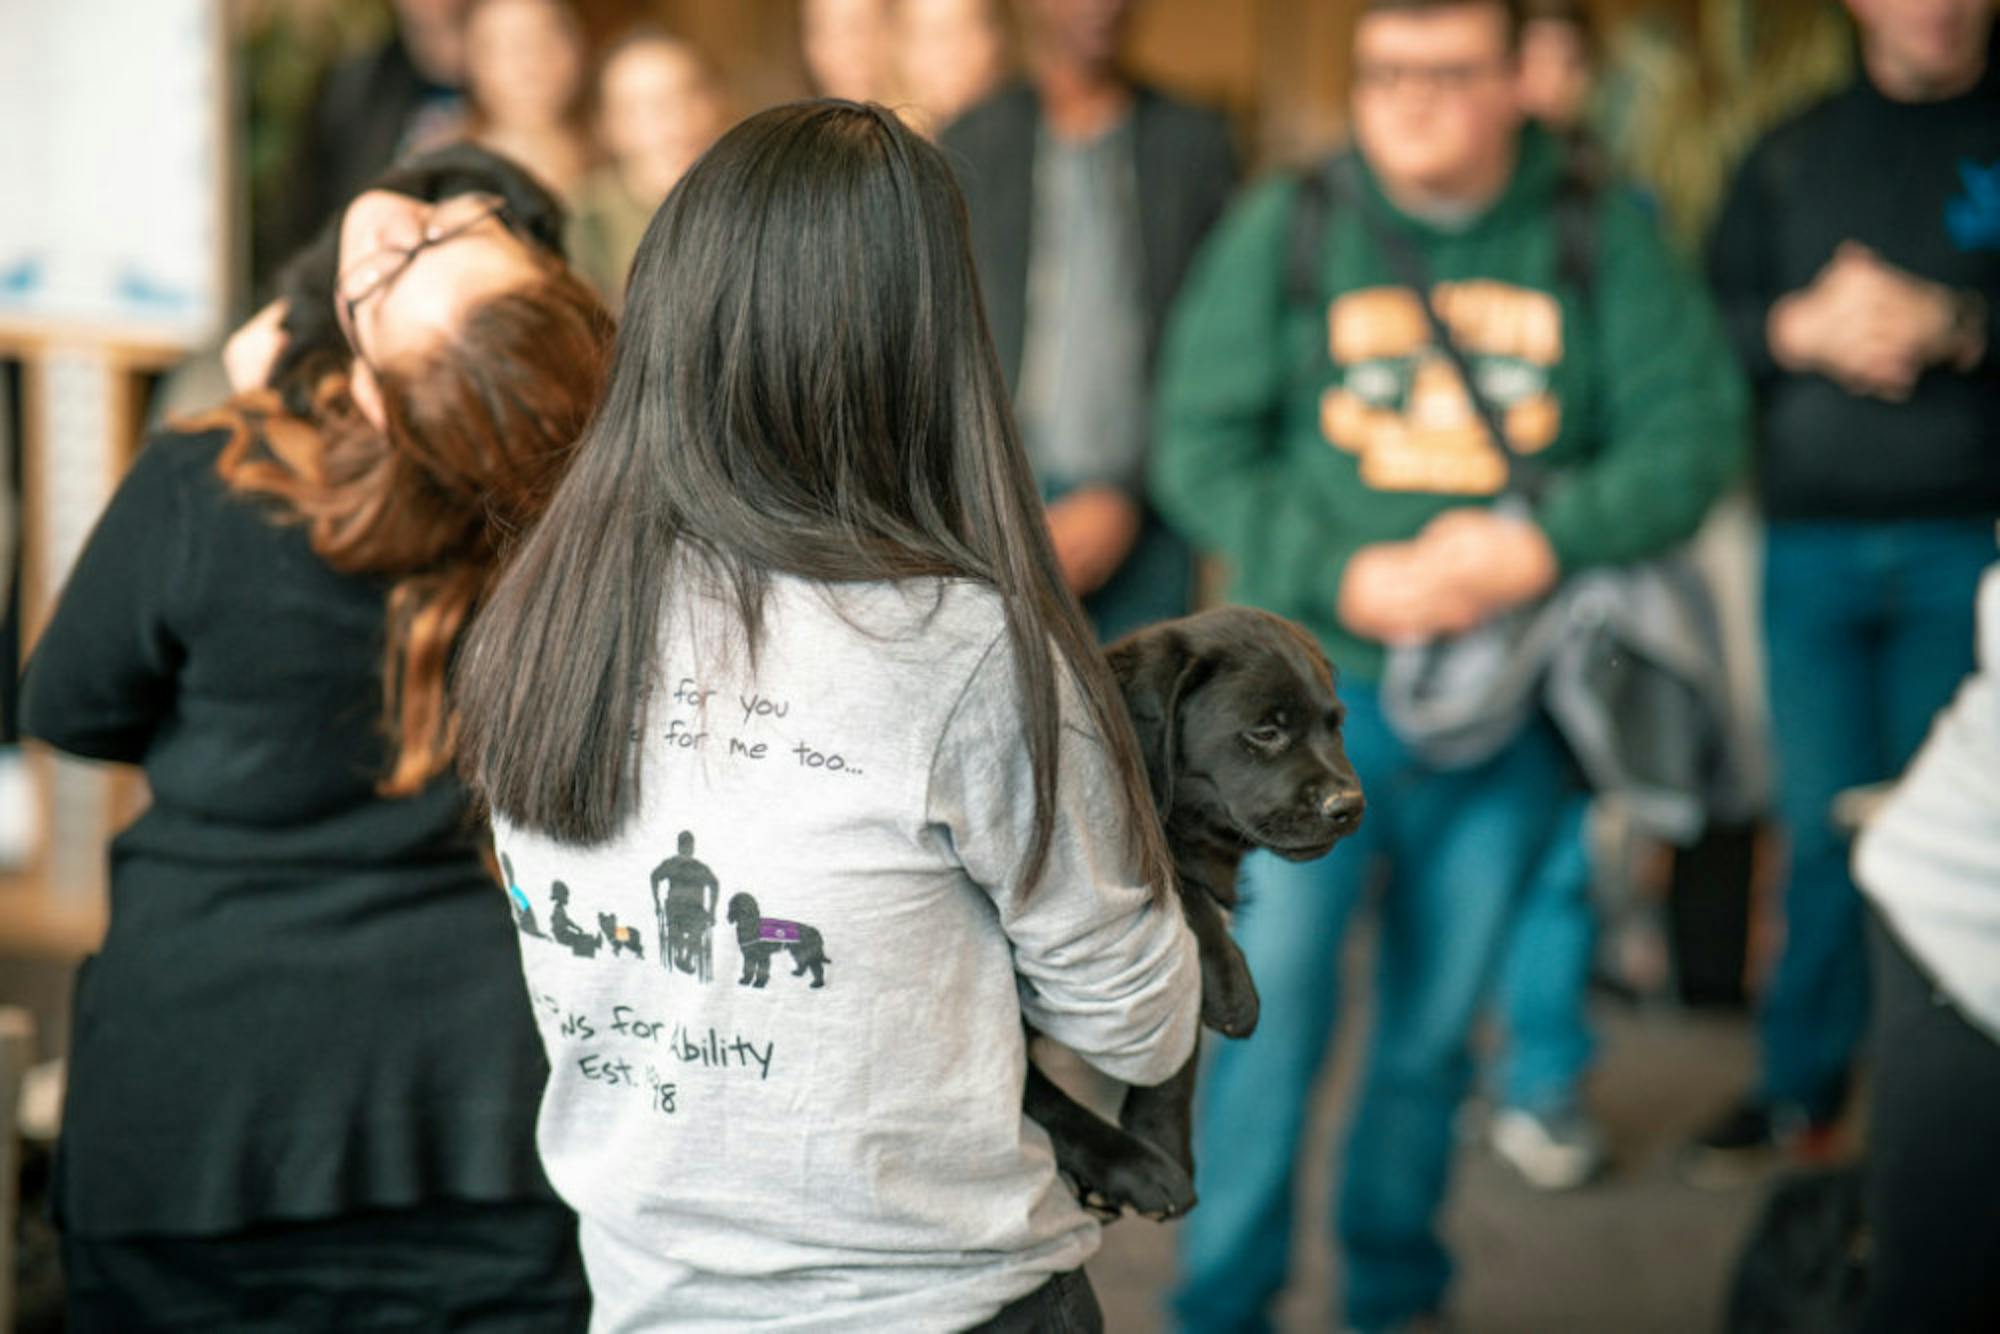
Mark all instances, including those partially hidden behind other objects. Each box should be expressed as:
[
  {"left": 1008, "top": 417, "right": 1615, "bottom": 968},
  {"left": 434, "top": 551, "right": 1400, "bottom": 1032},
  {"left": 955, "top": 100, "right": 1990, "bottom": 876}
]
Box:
[
  {"left": 1171, "top": 685, "right": 1568, "bottom": 1332},
  {"left": 1493, "top": 790, "right": 1596, "bottom": 1115},
  {"left": 1758, "top": 518, "right": 1992, "bottom": 1116}
]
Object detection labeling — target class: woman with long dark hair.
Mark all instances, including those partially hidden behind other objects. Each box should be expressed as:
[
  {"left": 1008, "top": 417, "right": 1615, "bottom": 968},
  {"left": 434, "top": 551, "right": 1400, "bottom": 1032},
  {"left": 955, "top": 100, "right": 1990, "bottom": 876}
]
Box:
[
  {"left": 455, "top": 101, "right": 1198, "bottom": 1331},
  {"left": 21, "top": 146, "right": 614, "bottom": 1330}
]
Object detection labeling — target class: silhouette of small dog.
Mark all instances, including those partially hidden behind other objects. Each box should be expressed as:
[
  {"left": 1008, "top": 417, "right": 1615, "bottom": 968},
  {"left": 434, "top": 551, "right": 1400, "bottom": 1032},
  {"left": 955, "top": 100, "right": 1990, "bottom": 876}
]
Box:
[
  {"left": 726, "top": 893, "right": 829, "bottom": 989},
  {"left": 598, "top": 913, "right": 645, "bottom": 959}
]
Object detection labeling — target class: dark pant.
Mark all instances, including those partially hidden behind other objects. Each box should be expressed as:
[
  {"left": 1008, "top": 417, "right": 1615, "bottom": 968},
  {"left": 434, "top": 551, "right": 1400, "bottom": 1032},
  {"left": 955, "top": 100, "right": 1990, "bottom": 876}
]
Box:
[
  {"left": 64, "top": 1199, "right": 589, "bottom": 1333},
  {"left": 1861, "top": 916, "right": 2000, "bottom": 1333},
  {"left": 964, "top": 1269, "right": 1103, "bottom": 1333}
]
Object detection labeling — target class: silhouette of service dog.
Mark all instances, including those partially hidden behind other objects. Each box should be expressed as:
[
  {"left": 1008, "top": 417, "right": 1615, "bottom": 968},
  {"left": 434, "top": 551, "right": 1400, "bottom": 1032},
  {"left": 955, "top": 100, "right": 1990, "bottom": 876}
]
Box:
[
  {"left": 1025, "top": 606, "right": 1365, "bottom": 1222},
  {"left": 726, "top": 893, "right": 830, "bottom": 989},
  {"left": 598, "top": 913, "right": 645, "bottom": 959}
]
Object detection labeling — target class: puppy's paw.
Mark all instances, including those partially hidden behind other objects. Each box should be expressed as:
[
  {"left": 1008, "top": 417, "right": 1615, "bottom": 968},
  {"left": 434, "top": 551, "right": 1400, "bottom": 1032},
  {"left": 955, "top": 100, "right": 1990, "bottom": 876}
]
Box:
[
  {"left": 1068, "top": 1138, "right": 1198, "bottom": 1223},
  {"left": 1200, "top": 944, "right": 1260, "bottom": 1038}
]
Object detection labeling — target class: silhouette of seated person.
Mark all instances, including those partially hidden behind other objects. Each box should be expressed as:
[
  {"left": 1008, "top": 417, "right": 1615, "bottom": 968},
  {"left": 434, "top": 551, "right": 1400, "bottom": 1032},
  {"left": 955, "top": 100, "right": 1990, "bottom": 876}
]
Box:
[{"left": 548, "top": 880, "right": 599, "bottom": 957}]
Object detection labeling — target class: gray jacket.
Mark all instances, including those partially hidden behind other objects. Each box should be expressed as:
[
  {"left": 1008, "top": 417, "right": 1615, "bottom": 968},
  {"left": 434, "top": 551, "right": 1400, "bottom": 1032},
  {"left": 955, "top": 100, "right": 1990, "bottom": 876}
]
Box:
[{"left": 1381, "top": 554, "right": 1753, "bottom": 841}]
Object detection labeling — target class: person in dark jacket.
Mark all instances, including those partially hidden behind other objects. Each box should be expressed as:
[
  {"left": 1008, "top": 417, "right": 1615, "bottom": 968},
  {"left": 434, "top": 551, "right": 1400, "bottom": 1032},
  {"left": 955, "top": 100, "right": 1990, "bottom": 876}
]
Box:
[
  {"left": 939, "top": 0, "right": 1236, "bottom": 641},
  {"left": 23, "top": 147, "right": 613, "bottom": 1331},
  {"left": 1687, "top": 0, "right": 1999, "bottom": 1182},
  {"left": 262, "top": 0, "right": 471, "bottom": 279}
]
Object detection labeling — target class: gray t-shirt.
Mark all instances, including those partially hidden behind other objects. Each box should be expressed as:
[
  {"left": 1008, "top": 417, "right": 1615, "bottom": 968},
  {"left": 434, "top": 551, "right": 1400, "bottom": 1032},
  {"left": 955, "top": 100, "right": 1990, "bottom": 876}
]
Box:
[
  {"left": 494, "top": 572, "right": 1199, "bottom": 1332},
  {"left": 1015, "top": 118, "right": 1151, "bottom": 492}
]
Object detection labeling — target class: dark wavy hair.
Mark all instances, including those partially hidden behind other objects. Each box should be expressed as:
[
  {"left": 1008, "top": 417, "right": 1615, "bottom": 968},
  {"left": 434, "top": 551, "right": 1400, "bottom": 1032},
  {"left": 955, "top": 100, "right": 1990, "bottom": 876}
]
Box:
[
  {"left": 454, "top": 100, "right": 1172, "bottom": 901},
  {"left": 186, "top": 145, "right": 614, "bottom": 795}
]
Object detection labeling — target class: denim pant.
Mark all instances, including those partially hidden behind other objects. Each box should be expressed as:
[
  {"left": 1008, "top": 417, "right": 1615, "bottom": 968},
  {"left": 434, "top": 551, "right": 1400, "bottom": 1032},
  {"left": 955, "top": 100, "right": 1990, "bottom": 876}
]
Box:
[
  {"left": 1758, "top": 519, "right": 1992, "bottom": 1116},
  {"left": 1172, "top": 684, "right": 1567, "bottom": 1332},
  {"left": 1493, "top": 790, "right": 1596, "bottom": 1114}
]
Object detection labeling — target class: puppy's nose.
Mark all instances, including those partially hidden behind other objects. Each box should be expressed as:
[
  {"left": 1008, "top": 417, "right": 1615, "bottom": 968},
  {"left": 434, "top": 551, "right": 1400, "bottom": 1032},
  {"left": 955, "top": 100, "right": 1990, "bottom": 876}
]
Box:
[{"left": 1318, "top": 787, "right": 1365, "bottom": 828}]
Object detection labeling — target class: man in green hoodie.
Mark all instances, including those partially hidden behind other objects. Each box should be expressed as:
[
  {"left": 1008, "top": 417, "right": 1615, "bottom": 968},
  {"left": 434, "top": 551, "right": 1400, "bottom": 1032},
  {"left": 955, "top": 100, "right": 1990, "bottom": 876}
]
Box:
[{"left": 1158, "top": 2, "right": 1746, "bottom": 1330}]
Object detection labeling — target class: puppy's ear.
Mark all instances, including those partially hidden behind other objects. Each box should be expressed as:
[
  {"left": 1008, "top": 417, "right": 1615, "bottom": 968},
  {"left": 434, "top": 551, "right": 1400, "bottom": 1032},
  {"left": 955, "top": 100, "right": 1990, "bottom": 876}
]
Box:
[{"left": 1109, "top": 629, "right": 1210, "bottom": 816}]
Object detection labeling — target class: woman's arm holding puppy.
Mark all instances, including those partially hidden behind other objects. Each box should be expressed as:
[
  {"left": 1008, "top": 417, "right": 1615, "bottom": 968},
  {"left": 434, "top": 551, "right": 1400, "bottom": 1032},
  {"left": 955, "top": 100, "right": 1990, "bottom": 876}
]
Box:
[{"left": 926, "top": 633, "right": 1201, "bottom": 1088}]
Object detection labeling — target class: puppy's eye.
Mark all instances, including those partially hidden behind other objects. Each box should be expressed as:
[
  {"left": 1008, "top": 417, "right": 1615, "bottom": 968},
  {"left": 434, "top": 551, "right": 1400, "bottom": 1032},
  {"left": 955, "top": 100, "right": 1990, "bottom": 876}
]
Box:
[{"left": 1243, "top": 724, "right": 1287, "bottom": 750}]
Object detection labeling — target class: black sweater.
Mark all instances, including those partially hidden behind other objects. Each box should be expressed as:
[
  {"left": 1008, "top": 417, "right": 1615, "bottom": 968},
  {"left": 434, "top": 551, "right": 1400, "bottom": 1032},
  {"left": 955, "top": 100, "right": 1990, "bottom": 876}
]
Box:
[
  {"left": 21, "top": 429, "right": 554, "bottom": 1236},
  {"left": 1708, "top": 47, "right": 2000, "bottom": 521}
]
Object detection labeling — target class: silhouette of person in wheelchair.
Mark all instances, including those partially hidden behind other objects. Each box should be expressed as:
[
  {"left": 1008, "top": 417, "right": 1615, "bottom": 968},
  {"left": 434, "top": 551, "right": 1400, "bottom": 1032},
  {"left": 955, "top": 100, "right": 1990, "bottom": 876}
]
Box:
[{"left": 651, "top": 830, "right": 719, "bottom": 981}]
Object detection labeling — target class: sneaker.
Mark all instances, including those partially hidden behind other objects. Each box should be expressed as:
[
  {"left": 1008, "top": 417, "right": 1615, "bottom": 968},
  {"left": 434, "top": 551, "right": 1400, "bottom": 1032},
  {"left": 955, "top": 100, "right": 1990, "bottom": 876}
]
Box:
[
  {"left": 1490, "top": 1104, "right": 1609, "bottom": 1191},
  {"left": 1678, "top": 1099, "right": 1840, "bottom": 1190}
]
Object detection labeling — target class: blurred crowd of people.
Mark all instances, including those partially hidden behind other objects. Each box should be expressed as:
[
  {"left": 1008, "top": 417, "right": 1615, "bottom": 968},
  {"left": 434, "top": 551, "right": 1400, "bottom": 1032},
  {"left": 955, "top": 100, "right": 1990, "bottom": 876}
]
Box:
[
  {"left": 8, "top": 0, "right": 1998, "bottom": 1330},
  {"left": 255, "top": 0, "right": 1019, "bottom": 311}
]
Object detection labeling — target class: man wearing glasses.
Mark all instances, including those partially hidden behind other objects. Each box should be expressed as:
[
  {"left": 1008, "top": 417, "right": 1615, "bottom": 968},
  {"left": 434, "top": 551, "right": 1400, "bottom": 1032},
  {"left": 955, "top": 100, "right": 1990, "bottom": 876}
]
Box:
[{"left": 1154, "top": 2, "right": 1746, "bottom": 1329}]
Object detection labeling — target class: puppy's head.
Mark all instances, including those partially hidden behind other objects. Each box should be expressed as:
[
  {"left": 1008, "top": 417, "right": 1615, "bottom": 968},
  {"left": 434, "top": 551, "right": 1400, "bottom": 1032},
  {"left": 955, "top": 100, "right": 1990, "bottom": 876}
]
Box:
[
  {"left": 1109, "top": 607, "right": 1363, "bottom": 862},
  {"left": 267, "top": 143, "right": 571, "bottom": 419}
]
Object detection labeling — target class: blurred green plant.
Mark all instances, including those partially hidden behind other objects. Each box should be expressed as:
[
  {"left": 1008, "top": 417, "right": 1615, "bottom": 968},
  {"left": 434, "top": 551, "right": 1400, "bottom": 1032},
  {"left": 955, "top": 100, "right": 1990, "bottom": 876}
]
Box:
[
  {"left": 1597, "top": 0, "right": 1854, "bottom": 253},
  {"left": 233, "top": 0, "right": 394, "bottom": 287}
]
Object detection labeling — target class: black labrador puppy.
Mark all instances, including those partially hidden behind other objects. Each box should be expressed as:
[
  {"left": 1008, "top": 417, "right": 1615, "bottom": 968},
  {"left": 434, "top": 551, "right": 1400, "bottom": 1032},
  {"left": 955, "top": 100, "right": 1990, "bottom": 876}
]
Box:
[
  {"left": 1025, "top": 605, "right": 1364, "bottom": 1219},
  {"left": 263, "top": 143, "right": 570, "bottom": 419}
]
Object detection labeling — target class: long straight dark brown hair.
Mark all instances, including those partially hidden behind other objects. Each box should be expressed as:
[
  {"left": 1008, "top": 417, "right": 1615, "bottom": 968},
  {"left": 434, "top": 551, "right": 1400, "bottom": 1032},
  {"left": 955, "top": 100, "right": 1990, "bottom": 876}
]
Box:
[{"left": 454, "top": 99, "right": 1171, "bottom": 899}]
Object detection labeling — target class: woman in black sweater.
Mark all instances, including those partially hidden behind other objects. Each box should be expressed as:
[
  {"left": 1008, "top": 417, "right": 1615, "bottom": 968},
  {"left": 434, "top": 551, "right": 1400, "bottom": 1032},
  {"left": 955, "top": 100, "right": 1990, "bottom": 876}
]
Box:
[{"left": 21, "top": 146, "right": 614, "bottom": 1331}]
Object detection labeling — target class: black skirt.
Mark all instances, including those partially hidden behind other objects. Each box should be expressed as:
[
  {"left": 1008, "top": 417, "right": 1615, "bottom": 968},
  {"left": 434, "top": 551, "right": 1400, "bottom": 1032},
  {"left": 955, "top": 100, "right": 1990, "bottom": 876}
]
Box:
[{"left": 62, "top": 1198, "right": 588, "bottom": 1333}]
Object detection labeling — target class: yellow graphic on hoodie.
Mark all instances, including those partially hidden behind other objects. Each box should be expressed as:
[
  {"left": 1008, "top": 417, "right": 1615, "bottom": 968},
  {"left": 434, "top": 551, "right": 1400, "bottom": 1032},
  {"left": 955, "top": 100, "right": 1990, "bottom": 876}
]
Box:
[{"left": 1320, "top": 281, "right": 1563, "bottom": 495}]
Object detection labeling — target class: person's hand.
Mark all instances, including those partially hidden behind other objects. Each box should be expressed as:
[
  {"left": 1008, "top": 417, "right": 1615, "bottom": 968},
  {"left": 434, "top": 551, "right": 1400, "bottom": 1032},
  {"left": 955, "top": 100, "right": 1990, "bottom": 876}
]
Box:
[
  {"left": 1337, "top": 540, "right": 1487, "bottom": 644},
  {"left": 222, "top": 299, "right": 290, "bottom": 393},
  {"left": 1770, "top": 244, "right": 1963, "bottom": 400},
  {"left": 1046, "top": 485, "right": 1143, "bottom": 597},
  {"left": 1416, "top": 507, "right": 1560, "bottom": 613},
  {"left": 1769, "top": 245, "right": 1916, "bottom": 397}
]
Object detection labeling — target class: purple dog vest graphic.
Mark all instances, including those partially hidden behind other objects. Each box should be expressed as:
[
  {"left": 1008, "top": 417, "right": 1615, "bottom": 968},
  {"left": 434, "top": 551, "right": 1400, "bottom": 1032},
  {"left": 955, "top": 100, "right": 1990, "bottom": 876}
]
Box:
[{"left": 757, "top": 918, "right": 806, "bottom": 944}]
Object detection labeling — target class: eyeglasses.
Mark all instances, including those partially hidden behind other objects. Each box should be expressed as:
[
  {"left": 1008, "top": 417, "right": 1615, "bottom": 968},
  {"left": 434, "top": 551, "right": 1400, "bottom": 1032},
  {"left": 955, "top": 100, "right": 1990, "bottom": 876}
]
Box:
[
  {"left": 1353, "top": 59, "right": 1511, "bottom": 97},
  {"left": 334, "top": 192, "right": 511, "bottom": 361}
]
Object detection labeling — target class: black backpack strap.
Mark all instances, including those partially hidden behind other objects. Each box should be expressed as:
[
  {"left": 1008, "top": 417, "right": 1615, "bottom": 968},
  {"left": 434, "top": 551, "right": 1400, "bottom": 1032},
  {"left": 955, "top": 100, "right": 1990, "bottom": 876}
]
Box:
[
  {"left": 1291, "top": 145, "right": 1599, "bottom": 500},
  {"left": 1552, "top": 135, "right": 1603, "bottom": 306},
  {"left": 1336, "top": 155, "right": 1536, "bottom": 497},
  {"left": 1284, "top": 153, "right": 1343, "bottom": 315}
]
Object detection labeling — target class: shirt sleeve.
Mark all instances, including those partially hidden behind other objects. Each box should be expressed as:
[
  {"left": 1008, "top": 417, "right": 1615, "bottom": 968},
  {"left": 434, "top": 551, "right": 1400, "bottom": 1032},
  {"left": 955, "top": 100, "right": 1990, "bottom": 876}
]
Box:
[
  {"left": 924, "top": 631, "right": 1201, "bottom": 1088},
  {"left": 19, "top": 436, "right": 193, "bottom": 763}
]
